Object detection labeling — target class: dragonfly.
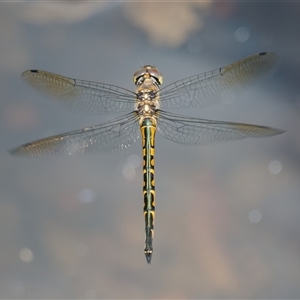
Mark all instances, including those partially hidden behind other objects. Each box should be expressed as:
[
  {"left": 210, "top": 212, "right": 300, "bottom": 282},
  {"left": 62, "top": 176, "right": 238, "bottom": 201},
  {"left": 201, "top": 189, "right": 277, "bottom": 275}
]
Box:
[{"left": 9, "top": 52, "right": 284, "bottom": 264}]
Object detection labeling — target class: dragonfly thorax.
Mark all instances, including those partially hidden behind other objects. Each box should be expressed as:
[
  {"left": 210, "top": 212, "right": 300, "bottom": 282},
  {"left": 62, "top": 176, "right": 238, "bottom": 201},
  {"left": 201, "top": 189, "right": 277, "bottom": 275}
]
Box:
[
  {"left": 136, "top": 100, "right": 158, "bottom": 117},
  {"left": 135, "top": 78, "right": 161, "bottom": 115}
]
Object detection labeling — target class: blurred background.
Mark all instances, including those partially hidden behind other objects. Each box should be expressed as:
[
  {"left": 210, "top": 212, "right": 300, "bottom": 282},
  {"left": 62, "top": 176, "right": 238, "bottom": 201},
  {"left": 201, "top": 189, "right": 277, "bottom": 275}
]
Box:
[{"left": 0, "top": 1, "right": 299, "bottom": 298}]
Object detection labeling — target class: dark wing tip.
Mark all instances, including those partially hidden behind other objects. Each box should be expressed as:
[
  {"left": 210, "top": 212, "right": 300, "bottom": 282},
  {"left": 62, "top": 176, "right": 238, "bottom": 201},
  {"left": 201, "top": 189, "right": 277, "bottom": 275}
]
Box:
[
  {"left": 274, "top": 128, "right": 286, "bottom": 135},
  {"left": 254, "top": 125, "right": 285, "bottom": 137},
  {"left": 259, "top": 51, "right": 278, "bottom": 62},
  {"left": 258, "top": 51, "right": 277, "bottom": 56},
  {"left": 21, "top": 69, "right": 39, "bottom": 78},
  {"left": 261, "top": 127, "right": 286, "bottom": 138}
]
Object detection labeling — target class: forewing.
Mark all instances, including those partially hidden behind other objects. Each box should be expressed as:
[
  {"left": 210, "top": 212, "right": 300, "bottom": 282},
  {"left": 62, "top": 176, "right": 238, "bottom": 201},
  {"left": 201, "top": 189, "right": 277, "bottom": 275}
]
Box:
[
  {"left": 157, "top": 110, "right": 284, "bottom": 146},
  {"left": 159, "top": 52, "right": 278, "bottom": 109},
  {"left": 9, "top": 112, "right": 140, "bottom": 157},
  {"left": 22, "top": 70, "right": 136, "bottom": 114}
]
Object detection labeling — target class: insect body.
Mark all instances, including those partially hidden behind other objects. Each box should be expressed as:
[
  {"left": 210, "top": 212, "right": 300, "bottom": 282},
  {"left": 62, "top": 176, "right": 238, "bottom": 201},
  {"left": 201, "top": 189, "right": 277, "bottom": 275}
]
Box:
[{"left": 10, "top": 52, "right": 284, "bottom": 264}]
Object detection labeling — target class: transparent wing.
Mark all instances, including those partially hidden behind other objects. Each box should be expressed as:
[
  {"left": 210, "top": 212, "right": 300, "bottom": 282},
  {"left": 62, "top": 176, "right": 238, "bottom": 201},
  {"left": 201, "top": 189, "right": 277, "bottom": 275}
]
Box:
[
  {"left": 157, "top": 110, "right": 284, "bottom": 146},
  {"left": 9, "top": 112, "right": 140, "bottom": 157},
  {"left": 22, "top": 70, "right": 136, "bottom": 115},
  {"left": 159, "top": 52, "right": 278, "bottom": 109}
]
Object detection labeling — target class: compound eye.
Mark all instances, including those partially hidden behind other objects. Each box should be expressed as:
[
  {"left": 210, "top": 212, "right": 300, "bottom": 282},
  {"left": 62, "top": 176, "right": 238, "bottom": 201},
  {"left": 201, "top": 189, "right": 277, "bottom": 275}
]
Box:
[
  {"left": 147, "top": 68, "right": 163, "bottom": 85},
  {"left": 133, "top": 68, "right": 147, "bottom": 84}
]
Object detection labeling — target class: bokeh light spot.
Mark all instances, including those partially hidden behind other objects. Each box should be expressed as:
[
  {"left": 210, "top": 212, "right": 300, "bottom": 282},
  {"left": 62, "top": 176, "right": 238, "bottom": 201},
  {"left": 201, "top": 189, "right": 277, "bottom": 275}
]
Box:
[
  {"left": 122, "top": 164, "right": 136, "bottom": 181},
  {"left": 234, "top": 27, "right": 250, "bottom": 42},
  {"left": 19, "top": 248, "right": 33, "bottom": 263},
  {"left": 268, "top": 160, "right": 282, "bottom": 175},
  {"left": 249, "top": 210, "right": 262, "bottom": 223},
  {"left": 127, "top": 154, "right": 141, "bottom": 168}
]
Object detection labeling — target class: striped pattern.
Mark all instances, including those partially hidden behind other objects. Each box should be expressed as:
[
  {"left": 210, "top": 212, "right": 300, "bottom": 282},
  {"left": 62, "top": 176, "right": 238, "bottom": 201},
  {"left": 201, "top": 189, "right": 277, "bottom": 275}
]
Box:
[{"left": 140, "top": 118, "right": 156, "bottom": 264}]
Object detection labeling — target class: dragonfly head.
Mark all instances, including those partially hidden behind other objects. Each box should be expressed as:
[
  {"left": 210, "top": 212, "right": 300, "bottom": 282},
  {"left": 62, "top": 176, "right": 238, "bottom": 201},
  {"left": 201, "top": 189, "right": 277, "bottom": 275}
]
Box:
[{"left": 133, "top": 65, "right": 163, "bottom": 86}]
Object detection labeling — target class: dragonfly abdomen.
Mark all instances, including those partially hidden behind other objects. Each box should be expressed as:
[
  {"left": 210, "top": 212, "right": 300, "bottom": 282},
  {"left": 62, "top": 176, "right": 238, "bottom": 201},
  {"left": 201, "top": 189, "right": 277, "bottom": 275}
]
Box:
[{"left": 140, "top": 117, "right": 156, "bottom": 264}]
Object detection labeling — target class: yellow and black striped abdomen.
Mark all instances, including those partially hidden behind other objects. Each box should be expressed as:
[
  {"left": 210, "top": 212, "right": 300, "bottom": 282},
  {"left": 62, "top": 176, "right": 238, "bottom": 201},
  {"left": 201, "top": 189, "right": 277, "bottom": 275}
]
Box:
[{"left": 140, "top": 117, "right": 156, "bottom": 264}]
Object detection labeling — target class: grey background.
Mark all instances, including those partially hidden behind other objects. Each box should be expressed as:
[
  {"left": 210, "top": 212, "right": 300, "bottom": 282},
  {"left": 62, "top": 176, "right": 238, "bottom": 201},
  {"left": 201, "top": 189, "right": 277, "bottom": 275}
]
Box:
[{"left": 0, "top": 1, "right": 298, "bottom": 298}]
